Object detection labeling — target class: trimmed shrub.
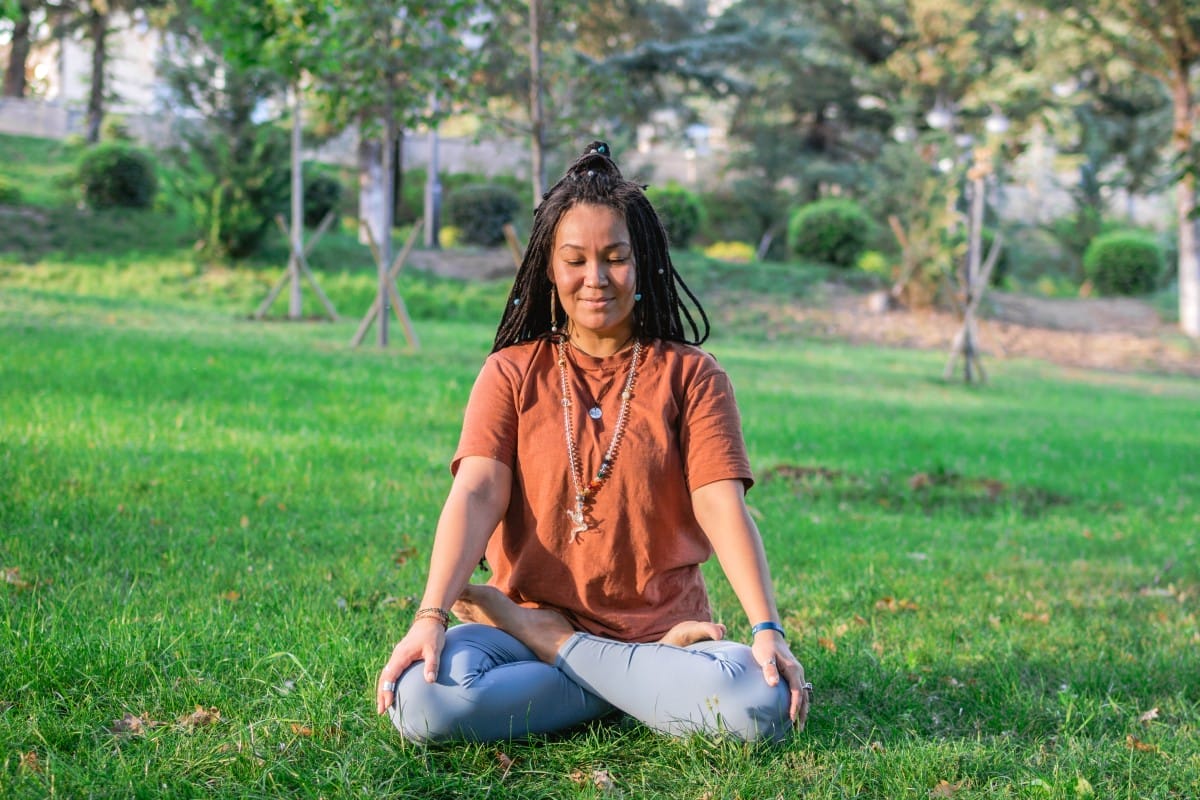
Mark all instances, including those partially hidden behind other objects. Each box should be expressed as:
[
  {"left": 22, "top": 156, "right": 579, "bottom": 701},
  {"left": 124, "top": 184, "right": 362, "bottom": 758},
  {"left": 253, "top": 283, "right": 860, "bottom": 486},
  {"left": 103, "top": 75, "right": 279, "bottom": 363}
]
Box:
[
  {"left": 857, "top": 250, "right": 891, "bottom": 279},
  {"left": 444, "top": 183, "right": 522, "bottom": 246},
  {"left": 647, "top": 183, "right": 704, "bottom": 248},
  {"left": 77, "top": 142, "right": 158, "bottom": 209},
  {"left": 787, "top": 198, "right": 871, "bottom": 268},
  {"left": 1082, "top": 230, "right": 1163, "bottom": 295},
  {"left": 303, "top": 171, "right": 344, "bottom": 228},
  {"left": 0, "top": 175, "right": 21, "bottom": 205}
]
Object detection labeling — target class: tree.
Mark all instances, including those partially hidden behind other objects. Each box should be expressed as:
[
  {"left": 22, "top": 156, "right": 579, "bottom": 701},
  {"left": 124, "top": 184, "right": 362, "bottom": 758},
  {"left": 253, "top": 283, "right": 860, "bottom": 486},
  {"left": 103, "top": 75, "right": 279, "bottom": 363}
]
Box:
[
  {"left": 2, "top": 0, "right": 41, "bottom": 97},
  {"left": 303, "top": 0, "right": 477, "bottom": 345},
  {"left": 1023, "top": 1, "right": 1200, "bottom": 337}
]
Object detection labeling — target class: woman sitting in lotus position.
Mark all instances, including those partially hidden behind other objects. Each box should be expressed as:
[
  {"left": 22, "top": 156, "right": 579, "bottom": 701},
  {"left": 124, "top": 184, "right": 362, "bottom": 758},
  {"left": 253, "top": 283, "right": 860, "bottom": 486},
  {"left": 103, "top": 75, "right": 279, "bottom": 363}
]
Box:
[{"left": 375, "top": 141, "right": 810, "bottom": 743}]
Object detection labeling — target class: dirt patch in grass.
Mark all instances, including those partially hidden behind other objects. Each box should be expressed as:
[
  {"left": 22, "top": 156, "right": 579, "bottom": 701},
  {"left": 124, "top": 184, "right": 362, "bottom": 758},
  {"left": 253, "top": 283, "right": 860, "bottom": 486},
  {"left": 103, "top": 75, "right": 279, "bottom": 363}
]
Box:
[{"left": 718, "top": 284, "right": 1200, "bottom": 377}]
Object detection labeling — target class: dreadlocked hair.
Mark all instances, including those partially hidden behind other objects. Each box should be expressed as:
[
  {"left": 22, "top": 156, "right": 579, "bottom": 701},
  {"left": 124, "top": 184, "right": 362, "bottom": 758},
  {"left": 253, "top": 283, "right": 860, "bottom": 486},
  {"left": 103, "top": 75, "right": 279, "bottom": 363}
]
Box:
[{"left": 491, "top": 140, "right": 710, "bottom": 353}]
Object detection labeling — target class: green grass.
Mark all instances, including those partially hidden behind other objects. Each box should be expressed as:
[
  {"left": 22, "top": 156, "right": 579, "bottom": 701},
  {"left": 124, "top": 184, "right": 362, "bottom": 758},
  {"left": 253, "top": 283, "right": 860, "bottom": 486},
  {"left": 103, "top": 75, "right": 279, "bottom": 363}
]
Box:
[
  {"left": 2, "top": 261, "right": 1198, "bottom": 799},
  {"left": 1, "top": 131, "right": 1198, "bottom": 798}
]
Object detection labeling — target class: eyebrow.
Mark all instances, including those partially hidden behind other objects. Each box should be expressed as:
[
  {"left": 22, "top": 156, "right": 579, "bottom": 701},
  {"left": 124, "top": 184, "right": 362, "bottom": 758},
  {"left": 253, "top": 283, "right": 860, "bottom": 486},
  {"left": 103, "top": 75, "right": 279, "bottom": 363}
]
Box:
[{"left": 557, "top": 240, "right": 632, "bottom": 252}]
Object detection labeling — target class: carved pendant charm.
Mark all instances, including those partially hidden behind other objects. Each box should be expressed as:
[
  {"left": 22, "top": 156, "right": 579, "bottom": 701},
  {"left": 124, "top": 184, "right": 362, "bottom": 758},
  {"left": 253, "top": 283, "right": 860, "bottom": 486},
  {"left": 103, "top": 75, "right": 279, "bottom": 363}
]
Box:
[
  {"left": 588, "top": 406, "right": 602, "bottom": 420},
  {"left": 566, "top": 504, "right": 587, "bottom": 542}
]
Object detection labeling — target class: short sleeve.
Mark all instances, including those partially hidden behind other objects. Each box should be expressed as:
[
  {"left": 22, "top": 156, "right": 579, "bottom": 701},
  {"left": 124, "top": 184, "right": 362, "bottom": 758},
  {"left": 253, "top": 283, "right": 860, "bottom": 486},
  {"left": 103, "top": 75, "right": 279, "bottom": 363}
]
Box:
[
  {"left": 678, "top": 366, "right": 754, "bottom": 493},
  {"left": 451, "top": 354, "right": 520, "bottom": 475}
]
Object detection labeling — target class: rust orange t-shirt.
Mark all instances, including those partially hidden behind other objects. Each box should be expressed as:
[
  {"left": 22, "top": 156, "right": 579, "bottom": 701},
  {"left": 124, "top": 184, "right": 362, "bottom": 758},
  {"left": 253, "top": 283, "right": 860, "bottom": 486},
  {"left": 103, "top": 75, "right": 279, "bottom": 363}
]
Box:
[{"left": 451, "top": 337, "right": 754, "bottom": 643}]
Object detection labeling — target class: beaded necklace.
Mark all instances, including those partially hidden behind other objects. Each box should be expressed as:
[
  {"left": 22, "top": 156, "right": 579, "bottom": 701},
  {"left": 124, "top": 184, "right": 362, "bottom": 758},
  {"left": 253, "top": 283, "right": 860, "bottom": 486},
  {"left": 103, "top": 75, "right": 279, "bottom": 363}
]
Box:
[{"left": 555, "top": 338, "right": 642, "bottom": 542}]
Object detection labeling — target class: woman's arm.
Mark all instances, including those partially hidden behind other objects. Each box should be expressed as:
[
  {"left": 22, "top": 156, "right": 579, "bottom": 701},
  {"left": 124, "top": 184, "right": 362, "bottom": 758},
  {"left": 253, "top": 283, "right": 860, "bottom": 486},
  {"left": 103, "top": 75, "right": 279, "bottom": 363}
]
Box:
[
  {"left": 691, "top": 478, "right": 809, "bottom": 726},
  {"left": 375, "top": 456, "right": 512, "bottom": 714}
]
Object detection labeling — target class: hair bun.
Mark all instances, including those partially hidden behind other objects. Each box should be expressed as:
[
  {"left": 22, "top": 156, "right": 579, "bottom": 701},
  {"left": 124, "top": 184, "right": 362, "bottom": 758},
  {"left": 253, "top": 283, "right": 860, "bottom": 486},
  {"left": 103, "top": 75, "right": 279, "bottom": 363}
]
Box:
[{"left": 569, "top": 140, "right": 622, "bottom": 180}]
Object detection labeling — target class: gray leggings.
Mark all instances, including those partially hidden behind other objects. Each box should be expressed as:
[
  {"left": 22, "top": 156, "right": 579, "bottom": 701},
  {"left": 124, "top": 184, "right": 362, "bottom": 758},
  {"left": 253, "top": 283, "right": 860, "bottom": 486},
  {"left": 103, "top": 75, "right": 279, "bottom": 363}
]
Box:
[{"left": 390, "top": 623, "right": 791, "bottom": 743}]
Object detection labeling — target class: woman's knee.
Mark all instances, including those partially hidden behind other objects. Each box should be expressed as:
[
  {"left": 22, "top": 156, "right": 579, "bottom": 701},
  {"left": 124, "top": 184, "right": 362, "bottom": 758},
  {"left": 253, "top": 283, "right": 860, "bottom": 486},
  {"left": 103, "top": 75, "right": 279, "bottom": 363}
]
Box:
[{"left": 389, "top": 663, "right": 472, "bottom": 743}]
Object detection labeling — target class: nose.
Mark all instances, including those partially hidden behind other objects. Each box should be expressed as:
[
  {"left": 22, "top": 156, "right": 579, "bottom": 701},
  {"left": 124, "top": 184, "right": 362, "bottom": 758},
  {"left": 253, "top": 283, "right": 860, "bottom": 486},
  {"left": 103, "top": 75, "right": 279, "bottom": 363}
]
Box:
[{"left": 583, "top": 260, "right": 610, "bottom": 287}]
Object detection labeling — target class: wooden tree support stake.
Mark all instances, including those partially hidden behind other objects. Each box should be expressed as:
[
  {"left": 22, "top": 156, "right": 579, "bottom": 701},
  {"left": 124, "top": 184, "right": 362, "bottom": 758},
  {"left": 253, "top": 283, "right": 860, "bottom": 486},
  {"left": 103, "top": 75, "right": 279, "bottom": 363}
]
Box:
[
  {"left": 943, "top": 233, "right": 1004, "bottom": 384},
  {"left": 503, "top": 223, "right": 525, "bottom": 269},
  {"left": 254, "top": 210, "right": 339, "bottom": 321},
  {"left": 351, "top": 219, "right": 423, "bottom": 349}
]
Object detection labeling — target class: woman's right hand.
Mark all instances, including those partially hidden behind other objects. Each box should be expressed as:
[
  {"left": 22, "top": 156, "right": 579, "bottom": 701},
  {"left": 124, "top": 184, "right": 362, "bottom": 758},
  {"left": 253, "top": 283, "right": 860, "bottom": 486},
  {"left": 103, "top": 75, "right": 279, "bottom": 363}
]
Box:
[{"left": 375, "top": 619, "right": 446, "bottom": 714}]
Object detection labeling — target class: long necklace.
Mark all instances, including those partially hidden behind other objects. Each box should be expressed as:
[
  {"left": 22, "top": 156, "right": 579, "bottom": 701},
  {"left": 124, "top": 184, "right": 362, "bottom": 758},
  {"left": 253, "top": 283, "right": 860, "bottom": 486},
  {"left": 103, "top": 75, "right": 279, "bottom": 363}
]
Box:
[{"left": 556, "top": 338, "right": 642, "bottom": 542}]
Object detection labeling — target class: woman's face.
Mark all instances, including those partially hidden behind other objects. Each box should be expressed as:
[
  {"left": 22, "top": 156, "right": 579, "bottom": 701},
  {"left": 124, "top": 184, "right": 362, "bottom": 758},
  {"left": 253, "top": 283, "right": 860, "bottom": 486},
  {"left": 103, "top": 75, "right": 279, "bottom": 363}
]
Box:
[{"left": 549, "top": 203, "right": 637, "bottom": 347}]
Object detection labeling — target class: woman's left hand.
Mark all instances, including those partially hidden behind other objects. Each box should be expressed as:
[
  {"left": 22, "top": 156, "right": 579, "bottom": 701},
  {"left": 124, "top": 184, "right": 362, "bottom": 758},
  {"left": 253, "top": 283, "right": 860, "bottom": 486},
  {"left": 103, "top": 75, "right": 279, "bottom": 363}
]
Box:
[{"left": 752, "top": 634, "right": 810, "bottom": 728}]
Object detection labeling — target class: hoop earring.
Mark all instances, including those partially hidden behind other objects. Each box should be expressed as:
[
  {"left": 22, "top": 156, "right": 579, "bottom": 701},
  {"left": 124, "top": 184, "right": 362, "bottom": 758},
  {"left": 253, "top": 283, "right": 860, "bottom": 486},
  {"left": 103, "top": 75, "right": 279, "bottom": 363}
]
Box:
[{"left": 550, "top": 287, "right": 559, "bottom": 333}]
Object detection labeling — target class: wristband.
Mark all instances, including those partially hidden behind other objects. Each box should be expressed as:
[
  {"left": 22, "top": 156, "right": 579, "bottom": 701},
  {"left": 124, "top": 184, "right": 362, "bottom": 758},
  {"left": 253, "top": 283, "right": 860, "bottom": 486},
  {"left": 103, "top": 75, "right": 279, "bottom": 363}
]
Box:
[
  {"left": 413, "top": 607, "right": 450, "bottom": 629},
  {"left": 751, "top": 621, "right": 787, "bottom": 640}
]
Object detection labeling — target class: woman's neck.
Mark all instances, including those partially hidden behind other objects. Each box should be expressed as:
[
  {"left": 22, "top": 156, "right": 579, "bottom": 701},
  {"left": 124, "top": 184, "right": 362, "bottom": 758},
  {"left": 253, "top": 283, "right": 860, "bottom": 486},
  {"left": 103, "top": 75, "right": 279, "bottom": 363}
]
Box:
[{"left": 567, "top": 331, "right": 636, "bottom": 358}]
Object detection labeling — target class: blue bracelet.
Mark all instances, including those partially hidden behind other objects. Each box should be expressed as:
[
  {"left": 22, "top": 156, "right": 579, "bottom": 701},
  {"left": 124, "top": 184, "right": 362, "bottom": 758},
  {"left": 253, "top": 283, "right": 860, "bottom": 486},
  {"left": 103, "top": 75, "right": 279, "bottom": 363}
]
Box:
[{"left": 751, "top": 621, "right": 787, "bottom": 639}]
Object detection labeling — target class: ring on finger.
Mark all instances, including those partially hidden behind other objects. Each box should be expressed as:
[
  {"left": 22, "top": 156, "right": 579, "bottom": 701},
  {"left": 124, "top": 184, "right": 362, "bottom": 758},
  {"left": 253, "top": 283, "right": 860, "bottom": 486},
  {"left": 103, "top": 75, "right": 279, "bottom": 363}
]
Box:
[
  {"left": 380, "top": 680, "right": 396, "bottom": 692},
  {"left": 803, "top": 681, "right": 813, "bottom": 700},
  {"left": 766, "top": 657, "right": 777, "bottom": 666}
]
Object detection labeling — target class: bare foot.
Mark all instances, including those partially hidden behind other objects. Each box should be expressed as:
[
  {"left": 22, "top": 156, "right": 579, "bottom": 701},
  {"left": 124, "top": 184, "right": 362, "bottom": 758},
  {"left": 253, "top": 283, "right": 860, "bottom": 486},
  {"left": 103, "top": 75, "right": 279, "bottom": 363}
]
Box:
[
  {"left": 452, "top": 585, "right": 575, "bottom": 664},
  {"left": 659, "top": 620, "right": 726, "bottom": 648}
]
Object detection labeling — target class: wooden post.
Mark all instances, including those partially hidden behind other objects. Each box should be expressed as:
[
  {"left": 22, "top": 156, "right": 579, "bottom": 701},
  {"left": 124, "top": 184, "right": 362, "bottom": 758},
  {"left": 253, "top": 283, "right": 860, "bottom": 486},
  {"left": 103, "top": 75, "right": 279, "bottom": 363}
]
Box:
[
  {"left": 254, "top": 209, "right": 339, "bottom": 322},
  {"left": 944, "top": 148, "right": 1000, "bottom": 383},
  {"left": 503, "top": 223, "right": 524, "bottom": 269},
  {"left": 351, "top": 219, "right": 423, "bottom": 350}
]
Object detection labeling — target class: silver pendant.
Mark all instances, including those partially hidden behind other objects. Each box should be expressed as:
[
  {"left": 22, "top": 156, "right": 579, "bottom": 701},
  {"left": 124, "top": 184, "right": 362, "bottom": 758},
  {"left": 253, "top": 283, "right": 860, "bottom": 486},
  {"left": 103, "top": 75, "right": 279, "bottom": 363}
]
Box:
[{"left": 588, "top": 406, "right": 602, "bottom": 420}]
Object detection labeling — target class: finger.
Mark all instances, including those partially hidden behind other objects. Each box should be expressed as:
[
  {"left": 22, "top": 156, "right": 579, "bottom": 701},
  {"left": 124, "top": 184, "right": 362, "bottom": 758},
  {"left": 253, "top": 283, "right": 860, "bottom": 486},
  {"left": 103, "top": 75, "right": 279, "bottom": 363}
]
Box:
[
  {"left": 760, "top": 658, "right": 780, "bottom": 687},
  {"left": 423, "top": 645, "right": 440, "bottom": 683},
  {"left": 376, "top": 672, "right": 397, "bottom": 715}
]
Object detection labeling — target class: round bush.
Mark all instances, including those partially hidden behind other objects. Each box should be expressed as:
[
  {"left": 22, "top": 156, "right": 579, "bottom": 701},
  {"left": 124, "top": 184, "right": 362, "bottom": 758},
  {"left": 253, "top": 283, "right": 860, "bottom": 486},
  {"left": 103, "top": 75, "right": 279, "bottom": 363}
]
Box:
[
  {"left": 787, "top": 198, "right": 872, "bottom": 268},
  {"left": 647, "top": 183, "right": 704, "bottom": 248},
  {"left": 303, "top": 171, "right": 344, "bottom": 228},
  {"left": 1082, "top": 230, "right": 1163, "bottom": 295},
  {"left": 0, "top": 175, "right": 21, "bottom": 205},
  {"left": 444, "top": 183, "right": 522, "bottom": 246},
  {"left": 77, "top": 142, "right": 158, "bottom": 209}
]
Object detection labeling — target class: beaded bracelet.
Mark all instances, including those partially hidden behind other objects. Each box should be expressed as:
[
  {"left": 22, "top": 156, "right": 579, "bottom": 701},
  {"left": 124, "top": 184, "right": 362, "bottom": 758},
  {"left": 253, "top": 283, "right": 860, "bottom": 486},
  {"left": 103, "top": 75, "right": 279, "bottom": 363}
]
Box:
[
  {"left": 751, "top": 621, "right": 787, "bottom": 640},
  {"left": 413, "top": 607, "right": 450, "bottom": 629}
]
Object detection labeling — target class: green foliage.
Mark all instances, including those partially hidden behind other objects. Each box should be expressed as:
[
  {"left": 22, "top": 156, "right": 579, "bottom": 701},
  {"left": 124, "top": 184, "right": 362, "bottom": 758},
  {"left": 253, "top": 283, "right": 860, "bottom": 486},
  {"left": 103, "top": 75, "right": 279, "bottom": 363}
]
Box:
[
  {"left": 168, "top": 122, "right": 291, "bottom": 260},
  {"left": 647, "top": 183, "right": 705, "bottom": 249},
  {"left": 0, "top": 174, "right": 21, "bottom": 205},
  {"left": 76, "top": 142, "right": 158, "bottom": 210},
  {"left": 787, "top": 198, "right": 872, "bottom": 268},
  {"left": 443, "top": 182, "right": 522, "bottom": 247},
  {"left": 856, "top": 249, "right": 891, "bottom": 278},
  {"left": 1082, "top": 230, "right": 1164, "bottom": 296},
  {"left": 303, "top": 170, "right": 344, "bottom": 229}
]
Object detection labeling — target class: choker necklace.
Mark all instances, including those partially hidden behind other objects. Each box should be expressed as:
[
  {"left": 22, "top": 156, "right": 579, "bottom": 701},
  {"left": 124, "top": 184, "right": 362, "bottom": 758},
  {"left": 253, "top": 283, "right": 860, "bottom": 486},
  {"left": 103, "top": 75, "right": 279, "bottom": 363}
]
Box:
[{"left": 556, "top": 338, "right": 642, "bottom": 542}]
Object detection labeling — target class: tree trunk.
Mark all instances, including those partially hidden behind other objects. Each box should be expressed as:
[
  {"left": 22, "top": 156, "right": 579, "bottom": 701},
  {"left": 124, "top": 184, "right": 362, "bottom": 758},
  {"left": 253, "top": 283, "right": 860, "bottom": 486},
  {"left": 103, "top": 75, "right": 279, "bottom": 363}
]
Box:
[
  {"left": 392, "top": 129, "right": 405, "bottom": 225},
  {"left": 358, "top": 129, "right": 384, "bottom": 247},
  {"left": 85, "top": 4, "right": 108, "bottom": 144},
  {"left": 528, "top": 0, "right": 546, "bottom": 209},
  {"left": 289, "top": 83, "right": 304, "bottom": 319},
  {"left": 1171, "top": 62, "right": 1199, "bottom": 338},
  {"left": 3, "top": 1, "right": 35, "bottom": 98}
]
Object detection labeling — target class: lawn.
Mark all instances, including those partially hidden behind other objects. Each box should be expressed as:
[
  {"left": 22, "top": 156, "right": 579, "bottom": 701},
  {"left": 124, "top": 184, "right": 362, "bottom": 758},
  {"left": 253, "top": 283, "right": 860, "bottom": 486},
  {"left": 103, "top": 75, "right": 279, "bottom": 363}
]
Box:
[
  {"left": 1, "top": 130, "right": 1198, "bottom": 798},
  {"left": 1, "top": 256, "right": 1197, "bottom": 799}
]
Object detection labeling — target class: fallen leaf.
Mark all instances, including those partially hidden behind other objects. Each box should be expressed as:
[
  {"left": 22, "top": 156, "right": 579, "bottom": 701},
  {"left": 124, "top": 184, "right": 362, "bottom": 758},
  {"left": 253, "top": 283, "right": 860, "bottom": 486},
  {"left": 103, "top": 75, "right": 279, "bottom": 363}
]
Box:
[
  {"left": 908, "top": 473, "right": 932, "bottom": 490},
  {"left": 240, "top": 515, "right": 250, "bottom": 528},
  {"left": 178, "top": 705, "right": 221, "bottom": 731},
  {"left": 1075, "top": 775, "right": 1094, "bottom": 796},
  {"left": 290, "top": 723, "right": 314, "bottom": 737},
  {"left": 1081, "top": 528, "right": 1093, "bottom": 539},
  {"left": 110, "top": 712, "right": 160, "bottom": 735},
  {"left": 220, "top": 590, "right": 240, "bottom": 602},
  {"left": 495, "top": 750, "right": 514, "bottom": 776},
  {"left": 569, "top": 769, "right": 588, "bottom": 787},
  {"left": 2, "top": 567, "right": 33, "bottom": 590},
  {"left": 868, "top": 741, "right": 885, "bottom": 752},
  {"left": 1138, "top": 707, "right": 1159, "bottom": 725},
  {"left": 1020, "top": 611, "right": 1050, "bottom": 624},
  {"left": 393, "top": 546, "right": 418, "bottom": 565},
  {"left": 988, "top": 615, "right": 1002, "bottom": 629},
  {"left": 19, "top": 751, "right": 41, "bottom": 773},
  {"left": 832, "top": 622, "right": 850, "bottom": 637},
  {"left": 929, "top": 780, "right": 961, "bottom": 797},
  {"left": 871, "top": 641, "right": 885, "bottom": 656},
  {"left": 875, "top": 597, "right": 919, "bottom": 613},
  {"left": 817, "top": 637, "right": 837, "bottom": 653},
  {"left": 852, "top": 614, "right": 868, "bottom": 626},
  {"left": 591, "top": 769, "right": 616, "bottom": 791},
  {"left": 1125, "top": 734, "right": 1156, "bottom": 752}
]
